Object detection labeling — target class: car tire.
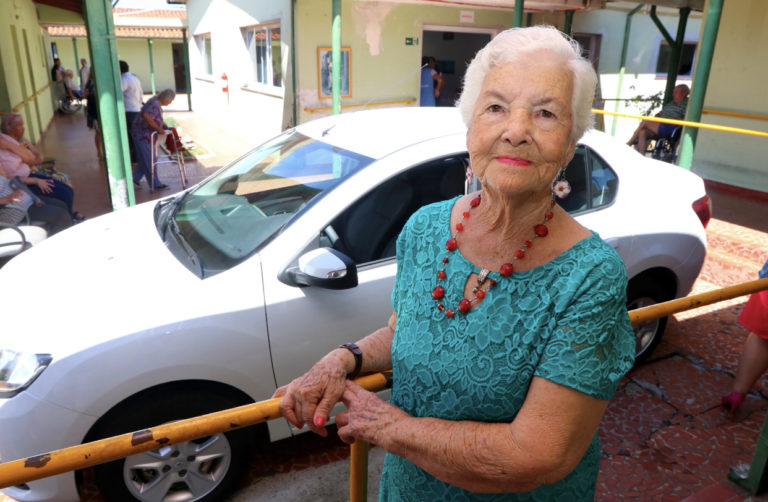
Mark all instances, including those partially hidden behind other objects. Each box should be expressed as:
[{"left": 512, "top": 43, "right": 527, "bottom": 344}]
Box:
[
  {"left": 92, "top": 390, "right": 255, "bottom": 502},
  {"left": 627, "top": 279, "right": 670, "bottom": 363}
]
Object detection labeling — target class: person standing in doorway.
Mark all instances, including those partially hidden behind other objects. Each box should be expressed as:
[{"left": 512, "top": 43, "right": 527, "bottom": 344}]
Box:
[
  {"left": 120, "top": 60, "right": 143, "bottom": 163},
  {"left": 79, "top": 58, "right": 90, "bottom": 95},
  {"left": 420, "top": 56, "right": 444, "bottom": 107}
]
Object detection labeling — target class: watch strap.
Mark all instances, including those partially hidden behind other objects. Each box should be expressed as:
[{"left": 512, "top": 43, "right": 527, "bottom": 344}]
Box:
[{"left": 339, "top": 343, "right": 363, "bottom": 380}]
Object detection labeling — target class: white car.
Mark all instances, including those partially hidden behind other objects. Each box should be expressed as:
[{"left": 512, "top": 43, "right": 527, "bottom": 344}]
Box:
[{"left": 0, "top": 107, "right": 709, "bottom": 502}]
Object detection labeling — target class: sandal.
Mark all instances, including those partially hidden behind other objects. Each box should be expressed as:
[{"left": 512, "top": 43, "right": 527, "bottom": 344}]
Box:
[{"left": 722, "top": 392, "right": 745, "bottom": 413}]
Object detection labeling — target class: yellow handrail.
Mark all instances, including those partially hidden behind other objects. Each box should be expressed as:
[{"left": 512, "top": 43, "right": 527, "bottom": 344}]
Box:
[
  {"left": 303, "top": 98, "right": 417, "bottom": 113},
  {"left": 702, "top": 108, "right": 768, "bottom": 122},
  {"left": 591, "top": 108, "right": 768, "bottom": 139},
  {"left": 1, "top": 279, "right": 768, "bottom": 498}
]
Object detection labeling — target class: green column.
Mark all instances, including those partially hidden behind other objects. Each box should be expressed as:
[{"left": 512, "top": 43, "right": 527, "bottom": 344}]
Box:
[
  {"left": 514, "top": 0, "right": 524, "bottom": 28},
  {"left": 331, "top": 0, "right": 341, "bottom": 115},
  {"left": 72, "top": 37, "right": 79, "bottom": 79},
  {"left": 182, "top": 28, "right": 192, "bottom": 111},
  {"left": 147, "top": 38, "right": 156, "bottom": 95},
  {"left": 83, "top": 0, "right": 135, "bottom": 209},
  {"left": 649, "top": 5, "right": 690, "bottom": 105},
  {"left": 677, "top": 0, "right": 722, "bottom": 171},
  {"left": 564, "top": 10, "right": 574, "bottom": 36}
]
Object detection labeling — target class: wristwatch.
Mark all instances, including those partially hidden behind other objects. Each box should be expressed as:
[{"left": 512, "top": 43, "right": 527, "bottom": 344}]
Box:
[{"left": 339, "top": 343, "right": 363, "bottom": 380}]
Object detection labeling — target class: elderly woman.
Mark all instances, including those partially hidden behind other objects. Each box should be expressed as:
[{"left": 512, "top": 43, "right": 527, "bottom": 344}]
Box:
[
  {"left": 0, "top": 114, "right": 83, "bottom": 221},
  {"left": 131, "top": 88, "right": 175, "bottom": 190},
  {"left": 276, "top": 26, "right": 635, "bottom": 500},
  {"left": 0, "top": 163, "right": 72, "bottom": 235}
]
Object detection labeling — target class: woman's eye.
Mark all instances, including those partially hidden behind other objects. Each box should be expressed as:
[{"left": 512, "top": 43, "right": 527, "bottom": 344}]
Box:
[
  {"left": 538, "top": 109, "right": 556, "bottom": 119},
  {"left": 487, "top": 104, "right": 503, "bottom": 113}
]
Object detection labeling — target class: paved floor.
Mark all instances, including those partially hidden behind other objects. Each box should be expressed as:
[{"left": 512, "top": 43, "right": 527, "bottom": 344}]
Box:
[{"left": 4, "top": 110, "right": 768, "bottom": 501}]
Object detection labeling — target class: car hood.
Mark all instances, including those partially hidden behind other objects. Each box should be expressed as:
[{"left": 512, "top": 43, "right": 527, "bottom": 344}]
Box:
[{"left": 0, "top": 202, "right": 215, "bottom": 357}]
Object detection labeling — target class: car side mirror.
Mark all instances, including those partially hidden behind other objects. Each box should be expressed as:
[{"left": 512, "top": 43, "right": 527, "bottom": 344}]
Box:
[{"left": 280, "top": 247, "right": 358, "bottom": 289}]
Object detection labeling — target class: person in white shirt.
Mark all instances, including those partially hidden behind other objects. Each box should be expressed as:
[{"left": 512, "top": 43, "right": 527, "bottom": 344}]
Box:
[
  {"left": 120, "top": 60, "right": 143, "bottom": 162},
  {"left": 79, "top": 58, "right": 90, "bottom": 94},
  {"left": 63, "top": 70, "right": 82, "bottom": 100}
]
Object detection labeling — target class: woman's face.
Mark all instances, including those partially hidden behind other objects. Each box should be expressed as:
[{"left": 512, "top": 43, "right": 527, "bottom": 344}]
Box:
[
  {"left": 466, "top": 56, "right": 576, "bottom": 199},
  {"left": 7, "top": 118, "right": 24, "bottom": 140}
]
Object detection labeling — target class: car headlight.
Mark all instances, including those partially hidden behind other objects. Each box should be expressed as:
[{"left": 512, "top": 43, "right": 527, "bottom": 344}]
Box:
[{"left": 0, "top": 350, "right": 52, "bottom": 398}]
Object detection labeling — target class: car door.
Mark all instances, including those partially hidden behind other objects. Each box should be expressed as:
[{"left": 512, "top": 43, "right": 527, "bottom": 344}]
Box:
[{"left": 260, "top": 153, "right": 468, "bottom": 436}]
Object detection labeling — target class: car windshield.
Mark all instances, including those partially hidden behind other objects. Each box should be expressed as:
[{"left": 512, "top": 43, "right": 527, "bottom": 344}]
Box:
[{"left": 164, "top": 129, "right": 374, "bottom": 277}]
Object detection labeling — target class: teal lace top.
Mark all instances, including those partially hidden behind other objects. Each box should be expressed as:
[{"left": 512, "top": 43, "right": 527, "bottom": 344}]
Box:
[{"left": 380, "top": 197, "right": 635, "bottom": 501}]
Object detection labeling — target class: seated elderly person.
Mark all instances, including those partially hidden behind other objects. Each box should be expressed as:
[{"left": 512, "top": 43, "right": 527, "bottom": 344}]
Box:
[
  {"left": 627, "top": 84, "right": 689, "bottom": 153},
  {"left": 0, "top": 114, "right": 84, "bottom": 221},
  {"left": 0, "top": 162, "right": 72, "bottom": 235},
  {"left": 64, "top": 69, "right": 83, "bottom": 101},
  {"left": 276, "top": 25, "right": 634, "bottom": 500}
]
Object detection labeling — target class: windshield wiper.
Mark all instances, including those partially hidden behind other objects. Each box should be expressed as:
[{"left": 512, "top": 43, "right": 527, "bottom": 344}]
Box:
[{"left": 168, "top": 217, "right": 203, "bottom": 277}]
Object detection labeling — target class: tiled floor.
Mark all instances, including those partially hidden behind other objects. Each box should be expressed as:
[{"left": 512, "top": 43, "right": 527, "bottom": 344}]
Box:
[{"left": 4, "top": 111, "right": 768, "bottom": 501}]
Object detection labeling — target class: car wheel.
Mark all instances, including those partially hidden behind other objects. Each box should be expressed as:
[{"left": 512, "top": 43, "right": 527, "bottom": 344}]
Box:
[
  {"left": 627, "top": 279, "right": 669, "bottom": 363},
  {"left": 92, "top": 390, "right": 255, "bottom": 502}
]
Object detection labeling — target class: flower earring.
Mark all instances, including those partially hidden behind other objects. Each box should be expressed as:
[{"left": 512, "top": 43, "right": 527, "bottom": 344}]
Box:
[{"left": 552, "top": 167, "right": 571, "bottom": 199}]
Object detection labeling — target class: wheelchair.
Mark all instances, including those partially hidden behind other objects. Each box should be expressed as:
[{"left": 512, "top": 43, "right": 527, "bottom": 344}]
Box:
[
  {"left": 648, "top": 126, "right": 682, "bottom": 163},
  {"left": 54, "top": 84, "right": 83, "bottom": 114}
]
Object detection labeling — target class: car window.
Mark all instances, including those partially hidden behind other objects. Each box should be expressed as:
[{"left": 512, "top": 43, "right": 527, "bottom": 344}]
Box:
[
  {"left": 323, "top": 155, "right": 469, "bottom": 264},
  {"left": 587, "top": 150, "right": 618, "bottom": 208},
  {"left": 558, "top": 145, "right": 618, "bottom": 214},
  {"left": 559, "top": 147, "right": 589, "bottom": 213}
]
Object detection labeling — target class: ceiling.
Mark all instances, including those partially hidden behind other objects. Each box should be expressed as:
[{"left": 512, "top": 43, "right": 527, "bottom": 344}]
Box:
[{"left": 32, "top": 0, "right": 706, "bottom": 17}]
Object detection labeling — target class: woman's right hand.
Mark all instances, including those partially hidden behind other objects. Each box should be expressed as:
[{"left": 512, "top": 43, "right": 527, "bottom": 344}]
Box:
[
  {"left": 273, "top": 349, "right": 352, "bottom": 437},
  {"left": 34, "top": 178, "right": 54, "bottom": 194}
]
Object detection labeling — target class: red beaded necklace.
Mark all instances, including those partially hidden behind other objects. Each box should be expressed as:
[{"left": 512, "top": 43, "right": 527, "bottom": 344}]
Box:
[{"left": 432, "top": 194, "right": 556, "bottom": 318}]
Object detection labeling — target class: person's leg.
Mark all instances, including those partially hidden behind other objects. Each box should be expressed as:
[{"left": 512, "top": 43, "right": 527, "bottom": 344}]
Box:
[
  {"left": 28, "top": 174, "right": 76, "bottom": 217},
  {"left": 636, "top": 121, "right": 660, "bottom": 153},
  {"left": 27, "top": 199, "right": 73, "bottom": 235},
  {"left": 733, "top": 333, "right": 768, "bottom": 394},
  {"left": 125, "top": 111, "right": 139, "bottom": 162},
  {"left": 133, "top": 136, "right": 163, "bottom": 187}
]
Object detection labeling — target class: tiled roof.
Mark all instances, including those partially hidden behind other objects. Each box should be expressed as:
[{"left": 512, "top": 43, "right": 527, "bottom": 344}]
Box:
[
  {"left": 47, "top": 25, "right": 184, "bottom": 39},
  {"left": 113, "top": 8, "right": 186, "bottom": 19}
]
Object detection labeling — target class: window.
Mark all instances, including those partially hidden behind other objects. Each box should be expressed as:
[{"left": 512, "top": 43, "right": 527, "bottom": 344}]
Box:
[
  {"left": 655, "top": 42, "right": 696, "bottom": 77},
  {"left": 325, "top": 155, "right": 468, "bottom": 264},
  {"left": 50, "top": 42, "right": 58, "bottom": 59},
  {"left": 573, "top": 33, "right": 602, "bottom": 73},
  {"left": 558, "top": 146, "right": 618, "bottom": 214},
  {"left": 242, "top": 23, "right": 282, "bottom": 88},
  {"left": 195, "top": 33, "right": 212, "bottom": 75}
]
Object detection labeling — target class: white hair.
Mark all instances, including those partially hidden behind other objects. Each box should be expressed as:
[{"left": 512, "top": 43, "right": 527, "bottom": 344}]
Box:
[{"left": 457, "top": 25, "right": 597, "bottom": 141}]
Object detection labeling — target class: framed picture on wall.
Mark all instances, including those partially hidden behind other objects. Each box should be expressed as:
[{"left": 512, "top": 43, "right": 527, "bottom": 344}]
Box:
[{"left": 317, "top": 47, "right": 351, "bottom": 99}]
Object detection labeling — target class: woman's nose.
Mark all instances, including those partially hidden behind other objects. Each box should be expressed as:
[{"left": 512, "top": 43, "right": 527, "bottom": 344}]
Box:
[{"left": 501, "top": 109, "right": 532, "bottom": 145}]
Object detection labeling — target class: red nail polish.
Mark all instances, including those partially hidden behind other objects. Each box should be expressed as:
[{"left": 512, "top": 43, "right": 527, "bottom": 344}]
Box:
[{"left": 314, "top": 416, "right": 326, "bottom": 427}]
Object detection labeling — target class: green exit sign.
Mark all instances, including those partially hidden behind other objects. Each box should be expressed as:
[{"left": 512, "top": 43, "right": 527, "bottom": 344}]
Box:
[{"left": 405, "top": 37, "right": 419, "bottom": 46}]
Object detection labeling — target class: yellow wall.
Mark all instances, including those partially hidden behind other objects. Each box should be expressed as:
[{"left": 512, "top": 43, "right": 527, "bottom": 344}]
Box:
[
  {"left": 0, "top": 0, "right": 56, "bottom": 143},
  {"left": 295, "top": 0, "right": 515, "bottom": 123},
  {"left": 691, "top": 0, "right": 768, "bottom": 191},
  {"left": 51, "top": 37, "right": 180, "bottom": 96}
]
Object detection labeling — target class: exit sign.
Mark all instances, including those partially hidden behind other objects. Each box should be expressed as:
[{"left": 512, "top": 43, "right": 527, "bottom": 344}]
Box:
[{"left": 405, "top": 37, "right": 419, "bottom": 46}]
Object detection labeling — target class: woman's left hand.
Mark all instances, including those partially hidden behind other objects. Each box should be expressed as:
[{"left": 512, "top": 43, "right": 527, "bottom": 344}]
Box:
[{"left": 335, "top": 380, "right": 408, "bottom": 446}]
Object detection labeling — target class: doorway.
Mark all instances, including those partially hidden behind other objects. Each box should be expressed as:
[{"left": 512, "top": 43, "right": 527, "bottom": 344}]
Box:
[
  {"left": 422, "top": 28, "right": 494, "bottom": 107},
  {"left": 172, "top": 43, "right": 187, "bottom": 93}
]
